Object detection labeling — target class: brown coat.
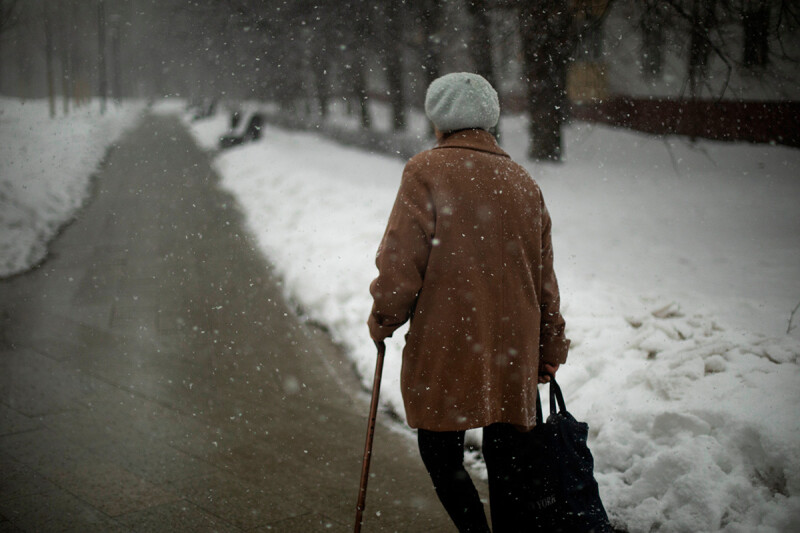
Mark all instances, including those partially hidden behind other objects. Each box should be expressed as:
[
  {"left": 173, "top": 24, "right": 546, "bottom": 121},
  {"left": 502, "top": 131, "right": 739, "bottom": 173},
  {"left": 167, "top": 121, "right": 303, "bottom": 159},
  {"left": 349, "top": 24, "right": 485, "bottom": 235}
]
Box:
[{"left": 368, "top": 129, "right": 570, "bottom": 431}]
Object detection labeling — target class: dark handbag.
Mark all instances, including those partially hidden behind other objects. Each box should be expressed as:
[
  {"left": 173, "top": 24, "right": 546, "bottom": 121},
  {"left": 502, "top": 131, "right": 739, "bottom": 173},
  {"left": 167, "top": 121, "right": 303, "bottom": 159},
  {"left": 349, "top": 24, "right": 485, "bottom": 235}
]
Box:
[{"left": 521, "top": 377, "right": 612, "bottom": 532}]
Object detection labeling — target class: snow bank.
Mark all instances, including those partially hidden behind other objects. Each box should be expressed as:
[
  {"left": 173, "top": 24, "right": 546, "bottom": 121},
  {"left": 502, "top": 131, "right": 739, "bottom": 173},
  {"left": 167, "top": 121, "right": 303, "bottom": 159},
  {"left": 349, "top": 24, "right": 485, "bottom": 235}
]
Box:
[
  {"left": 186, "top": 110, "right": 800, "bottom": 532},
  {"left": 0, "top": 97, "right": 145, "bottom": 278},
  {"left": 182, "top": 111, "right": 230, "bottom": 151}
]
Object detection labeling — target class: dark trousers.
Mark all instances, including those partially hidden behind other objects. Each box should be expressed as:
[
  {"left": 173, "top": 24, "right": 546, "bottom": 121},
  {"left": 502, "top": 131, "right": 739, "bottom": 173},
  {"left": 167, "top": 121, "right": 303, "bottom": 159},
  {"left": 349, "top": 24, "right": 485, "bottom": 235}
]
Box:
[{"left": 418, "top": 423, "right": 535, "bottom": 533}]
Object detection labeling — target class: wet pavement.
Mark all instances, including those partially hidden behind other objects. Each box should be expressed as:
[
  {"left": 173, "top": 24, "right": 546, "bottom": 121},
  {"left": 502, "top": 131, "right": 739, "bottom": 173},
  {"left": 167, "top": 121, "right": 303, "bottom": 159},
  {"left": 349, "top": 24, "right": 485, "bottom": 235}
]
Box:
[{"left": 0, "top": 114, "right": 468, "bottom": 531}]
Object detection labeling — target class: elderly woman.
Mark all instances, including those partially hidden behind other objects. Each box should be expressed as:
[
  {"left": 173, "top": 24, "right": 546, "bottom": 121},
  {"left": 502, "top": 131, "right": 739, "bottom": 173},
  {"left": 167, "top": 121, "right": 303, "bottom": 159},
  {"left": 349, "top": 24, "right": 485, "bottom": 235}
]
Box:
[{"left": 368, "top": 72, "right": 570, "bottom": 532}]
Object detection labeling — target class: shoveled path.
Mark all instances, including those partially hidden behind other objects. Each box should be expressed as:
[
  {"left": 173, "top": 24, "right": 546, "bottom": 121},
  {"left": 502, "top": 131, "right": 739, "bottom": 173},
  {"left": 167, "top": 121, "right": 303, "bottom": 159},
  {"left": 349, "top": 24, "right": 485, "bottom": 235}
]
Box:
[{"left": 0, "top": 114, "right": 463, "bottom": 532}]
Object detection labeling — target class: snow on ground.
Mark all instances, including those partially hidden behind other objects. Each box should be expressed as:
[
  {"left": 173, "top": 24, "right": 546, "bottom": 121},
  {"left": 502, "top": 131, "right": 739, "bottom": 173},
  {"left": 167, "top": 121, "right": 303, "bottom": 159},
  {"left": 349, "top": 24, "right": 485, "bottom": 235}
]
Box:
[
  {"left": 187, "top": 104, "right": 800, "bottom": 533},
  {"left": 0, "top": 97, "right": 145, "bottom": 278},
  {"left": 4, "top": 91, "right": 795, "bottom": 531}
]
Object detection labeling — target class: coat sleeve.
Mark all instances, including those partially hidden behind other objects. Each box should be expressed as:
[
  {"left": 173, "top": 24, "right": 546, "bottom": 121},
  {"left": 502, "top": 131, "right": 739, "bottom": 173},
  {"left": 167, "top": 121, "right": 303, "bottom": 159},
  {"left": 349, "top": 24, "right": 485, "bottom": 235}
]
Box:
[
  {"left": 368, "top": 161, "right": 435, "bottom": 342},
  {"left": 538, "top": 197, "right": 570, "bottom": 365}
]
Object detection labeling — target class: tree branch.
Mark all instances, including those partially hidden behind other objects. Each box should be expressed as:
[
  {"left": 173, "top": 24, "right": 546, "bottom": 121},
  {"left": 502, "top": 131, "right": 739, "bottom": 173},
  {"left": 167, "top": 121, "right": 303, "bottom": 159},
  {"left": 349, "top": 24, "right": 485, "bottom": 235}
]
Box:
[
  {"left": 0, "top": 0, "right": 22, "bottom": 36},
  {"left": 788, "top": 300, "right": 800, "bottom": 335},
  {"left": 663, "top": 0, "right": 735, "bottom": 100}
]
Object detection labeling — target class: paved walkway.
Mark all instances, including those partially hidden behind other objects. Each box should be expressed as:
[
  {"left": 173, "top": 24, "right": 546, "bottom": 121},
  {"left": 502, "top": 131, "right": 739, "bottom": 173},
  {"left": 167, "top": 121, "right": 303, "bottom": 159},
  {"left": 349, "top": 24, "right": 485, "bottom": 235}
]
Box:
[{"left": 0, "top": 114, "right": 469, "bottom": 531}]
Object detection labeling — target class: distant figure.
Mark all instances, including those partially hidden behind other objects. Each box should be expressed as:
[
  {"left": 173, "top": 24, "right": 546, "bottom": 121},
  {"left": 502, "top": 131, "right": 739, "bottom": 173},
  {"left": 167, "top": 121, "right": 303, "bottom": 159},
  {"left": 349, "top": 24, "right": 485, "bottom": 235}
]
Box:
[{"left": 368, "top": 72, "right": 570, "bottom": 532}]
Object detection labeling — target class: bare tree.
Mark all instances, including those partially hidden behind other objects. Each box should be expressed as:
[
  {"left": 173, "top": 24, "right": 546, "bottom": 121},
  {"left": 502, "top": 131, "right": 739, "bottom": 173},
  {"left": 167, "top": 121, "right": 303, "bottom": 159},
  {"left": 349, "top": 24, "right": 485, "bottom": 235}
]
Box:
[
  {"left": 56, "top": 0, "right": 72, "bottom": 113},
  {"left": 687, "top": 0, "right": 717, "bottom": 100},
  {"left": 467, "top": 0, "right": 499, "bottom": 137},
  {"left": 416, "top": 0, "right": 443, "bottom": 135},
  {"left": 377, "top": 0, "right": 407, "bottom": 131},
  {"left": 641, "top": 1, "right": 668, "bottom": 79},
  {"left": 0, "top": 0, "right": 21, "bottom": 88},
  {"left": 109, "top": 13, "right": 121, "bottom": 103},
  {"left": 520, "top": 0, "right": 573, "bottom": 161},
  {"left": 419, "top": 0, "right": 443, "bottom": 89},
  {"left": 519, "top": 0, "right": 609, "bottom": 161},
  {"left": 774, "top": 0, "right": 800, "bottom": 58},
  {"left": 43, "top": 1, "right": 56, "bottom": 116},
  {"left": 0, "top": 0, "right": 19, "bottom": 34},
  {"left": 340, "top": 0, "right": 373, "bottom": 129},
  {"left": 742, "top": 0, "right": 771, "bottom": 67},
  {"left": 634, "top": 0, "right": 800, "bottom": 99},
  {"left": 97, "top": 0, "right": 107, "bottom": 113},
  {"left": 467, "top": 0, "right": 496, "bottom": 88},
  {"left": 68, "top": 0, "right": 86, "bottom": 106},
  {"left": 309, "top": 3, "right": 331, "bottom": 119}
]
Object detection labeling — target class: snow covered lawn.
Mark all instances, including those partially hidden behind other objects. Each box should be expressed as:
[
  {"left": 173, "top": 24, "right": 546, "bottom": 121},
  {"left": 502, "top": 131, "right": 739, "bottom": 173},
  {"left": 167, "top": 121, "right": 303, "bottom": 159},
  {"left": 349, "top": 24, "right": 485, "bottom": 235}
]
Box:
[
  {"left": 0, "top": 97, "right": 145, "bottom": 277},
  {"left": 187, "top": 106, "right": 800, "bottom": 533}
]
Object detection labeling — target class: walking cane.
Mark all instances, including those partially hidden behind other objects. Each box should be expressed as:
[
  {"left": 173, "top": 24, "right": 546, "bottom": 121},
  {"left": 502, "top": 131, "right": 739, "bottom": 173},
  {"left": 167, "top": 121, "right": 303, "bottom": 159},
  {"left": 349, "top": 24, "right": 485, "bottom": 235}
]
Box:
[{"left": 354, "top": 340, "right": 386, "bottom": 533}]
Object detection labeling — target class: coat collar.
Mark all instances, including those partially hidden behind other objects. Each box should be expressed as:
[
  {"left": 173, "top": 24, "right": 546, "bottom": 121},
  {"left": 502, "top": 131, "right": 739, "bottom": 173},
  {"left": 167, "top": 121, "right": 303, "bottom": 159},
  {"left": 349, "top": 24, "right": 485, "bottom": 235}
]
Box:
[{"left": 433, "top": 128, "right": 509, "bottom": 158}]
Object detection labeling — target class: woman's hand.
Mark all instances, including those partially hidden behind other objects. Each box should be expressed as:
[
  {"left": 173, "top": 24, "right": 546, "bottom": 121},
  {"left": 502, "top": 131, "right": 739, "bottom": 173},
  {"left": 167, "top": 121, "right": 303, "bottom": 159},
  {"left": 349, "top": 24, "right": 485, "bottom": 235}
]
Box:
[{"left": 538, "top": 363, "right": 560, "bottom": 383}]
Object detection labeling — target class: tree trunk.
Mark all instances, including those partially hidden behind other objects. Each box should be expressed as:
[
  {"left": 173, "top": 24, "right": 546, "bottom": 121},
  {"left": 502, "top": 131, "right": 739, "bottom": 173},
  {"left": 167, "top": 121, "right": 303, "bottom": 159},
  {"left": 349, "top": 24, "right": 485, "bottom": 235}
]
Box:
[
  {"left": 742, "top": 0, "right": 770, "bottom": 68},
  {"left": 521, "top": 0, "right": 572, "bottom": 162},
  {"left": 419, "top": 0, "right": 441, "bottom": 135},
  {"left": 641, "top": 1, "right": 665, "bottom": 79},
  {"left": 0, "top": 0, "right": 22, "bottom": 89},
  {"left": 313, "top": 45, "right": 329, "bottom": 120},
  {"left": 44, "top": 2, "right": 56, "bottom": 117},
  {"left": 386, "top": 52, "right": 405, "bottom": 131},
  {"left": 97, "top": 0, "right": 107, "bottom": 114},
  {"left": 353, "top": 56, "right": 371, "bottom": 129},
  {"left": 58, "top": 1, "right": 71, "bottom": 114},
  {"left": 111, "top": 15, "right": 121, "bottom": 102},
  {"left": 310, "top": 5, "right": 329, "bottom": 120},
  {"left": 15, "top": 24, "right": 31, "bottom": 98},
  {"left": 384, "top": 0, "right": 405, "bottom": 131},
  {"left": 687, "top": 0, "right": 716, "bottom": 141},
  {"left": 70, "top": 0, "right": 83, "bottom": 107},
  {"left": 688, "top": 0, "right": 716, "bottom": 101},
  {"left": 353, "top": 2, "right": 371, "bottom": 130},
  {"left": 467, "top": 0, "right": 499, "bottom": 138},
  {"left": 0, "top": 0, "right": 7, "bottom": 93},
  {"left": 314, "top": 63, "right": 329, "bottom": 120},
  {"left": 419, "top": 0, "right": 441, "bottom": 86},
  {"left": 467, "top": 0, "right": 495, "bottom": 87}
]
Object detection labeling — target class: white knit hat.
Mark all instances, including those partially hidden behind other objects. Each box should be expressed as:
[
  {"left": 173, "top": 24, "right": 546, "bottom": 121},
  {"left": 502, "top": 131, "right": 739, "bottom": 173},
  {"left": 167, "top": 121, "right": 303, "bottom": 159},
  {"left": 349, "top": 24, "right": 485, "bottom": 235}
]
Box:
[{"left": 424, "top": 72, "right": 500, "bottom": 133}]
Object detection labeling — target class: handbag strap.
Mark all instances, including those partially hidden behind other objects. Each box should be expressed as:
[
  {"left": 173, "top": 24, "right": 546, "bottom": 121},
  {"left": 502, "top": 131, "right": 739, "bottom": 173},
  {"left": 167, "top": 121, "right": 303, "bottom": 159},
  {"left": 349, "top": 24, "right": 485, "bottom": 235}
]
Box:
[
  {"left": 536, "top": 388, "right": 544, "bottom": 424},
  {"left": 549, "top": 376, "right": 568, "bottom": 415},
  {"left": 536, "top": 376, "right": 568, "bottom": 424}
]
